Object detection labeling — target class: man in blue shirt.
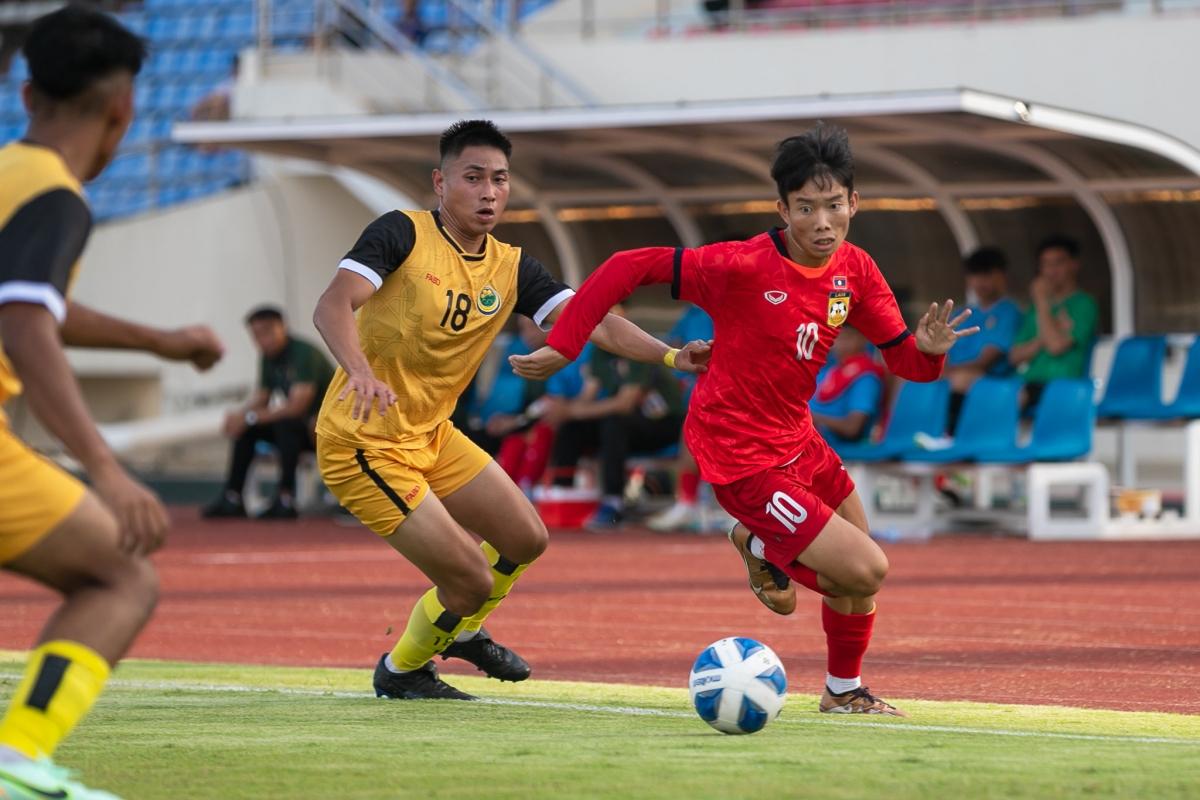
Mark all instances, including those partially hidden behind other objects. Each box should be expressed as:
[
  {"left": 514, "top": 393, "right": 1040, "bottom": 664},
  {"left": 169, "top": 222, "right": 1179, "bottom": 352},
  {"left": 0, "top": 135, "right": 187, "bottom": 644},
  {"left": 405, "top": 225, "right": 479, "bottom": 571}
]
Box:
[
  {"left": 810, "top": 327, "right": 885, "bottom": 447},
  {"left": 945, "top": 247, "right": 1022, "bottom": 431}
]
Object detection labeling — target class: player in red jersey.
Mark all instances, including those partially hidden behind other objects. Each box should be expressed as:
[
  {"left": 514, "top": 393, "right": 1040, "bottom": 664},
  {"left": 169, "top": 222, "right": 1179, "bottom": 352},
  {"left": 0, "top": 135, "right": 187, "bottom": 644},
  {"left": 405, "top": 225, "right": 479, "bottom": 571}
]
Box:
[{"left": 511, "top": 123, "right": 977, "bottom": 716}]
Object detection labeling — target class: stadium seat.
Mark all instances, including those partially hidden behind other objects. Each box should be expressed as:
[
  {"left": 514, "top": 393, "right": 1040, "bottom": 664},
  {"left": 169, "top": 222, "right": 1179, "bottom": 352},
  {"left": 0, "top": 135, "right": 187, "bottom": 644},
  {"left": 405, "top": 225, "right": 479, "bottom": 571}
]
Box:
[
  {"left": 976, "top": 379, "right": 1095, "bottom": 463},
  {"left": 832, "top": 379, "right": 949, "bottom": 462},
  {"left": 1097, "top": 335, "right": 1167, "bottom": 419},
  {"left": 1163, "top": 337, "right": 1200, "bottom": 419},
  {"left": 902, "top": 377, "right": 1021, "bottom": 463}
]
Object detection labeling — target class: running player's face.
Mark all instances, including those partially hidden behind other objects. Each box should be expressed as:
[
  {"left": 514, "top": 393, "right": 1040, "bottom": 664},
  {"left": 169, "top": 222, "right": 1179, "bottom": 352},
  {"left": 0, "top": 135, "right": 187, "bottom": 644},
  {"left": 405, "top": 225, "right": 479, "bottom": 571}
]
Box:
[
  {"left": 434, "top": 146, "right": 511, "bottom": 237},
  {"left": 776, "top": 178, "right": 858, "bottom": 267}
]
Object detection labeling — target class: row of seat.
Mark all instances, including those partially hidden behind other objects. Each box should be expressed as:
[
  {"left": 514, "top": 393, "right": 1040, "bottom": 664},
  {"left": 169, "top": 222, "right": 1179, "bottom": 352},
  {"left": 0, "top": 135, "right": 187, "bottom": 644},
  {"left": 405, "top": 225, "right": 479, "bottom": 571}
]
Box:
[
  {"left": 832, "top": 378, "right": 1095, "bottom": 465},
  {"left": 1097, "top": 335, "right": 1200, "bottom": 420}
]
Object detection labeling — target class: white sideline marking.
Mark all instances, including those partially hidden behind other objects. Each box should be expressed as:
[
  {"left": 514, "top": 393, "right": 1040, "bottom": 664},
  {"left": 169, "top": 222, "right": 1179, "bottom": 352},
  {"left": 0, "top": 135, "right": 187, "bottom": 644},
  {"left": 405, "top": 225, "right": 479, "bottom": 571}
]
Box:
[
  {"left": 180, "top": 550, "right": 382, "bottom": 565},
  {"left": 3, "top": 673, "right": 1194, "bottom": 747}
]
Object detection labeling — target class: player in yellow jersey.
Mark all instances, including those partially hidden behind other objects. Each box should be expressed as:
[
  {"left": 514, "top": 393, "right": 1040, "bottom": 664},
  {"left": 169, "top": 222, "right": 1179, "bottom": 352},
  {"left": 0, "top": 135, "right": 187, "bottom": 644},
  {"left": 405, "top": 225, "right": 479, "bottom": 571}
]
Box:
[
  {"left": 314, "top": 120, "right": 711, "bottom": 699},
  {"left": 0, "top": 8, "right": 224, "bottom": 799}
]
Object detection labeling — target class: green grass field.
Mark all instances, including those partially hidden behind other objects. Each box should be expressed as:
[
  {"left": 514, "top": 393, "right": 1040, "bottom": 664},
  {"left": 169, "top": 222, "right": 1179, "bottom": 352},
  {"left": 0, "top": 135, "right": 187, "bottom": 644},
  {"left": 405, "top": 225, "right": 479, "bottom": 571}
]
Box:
[{"left": 2, "top": 654, "right": 1197, "bottom": 799}]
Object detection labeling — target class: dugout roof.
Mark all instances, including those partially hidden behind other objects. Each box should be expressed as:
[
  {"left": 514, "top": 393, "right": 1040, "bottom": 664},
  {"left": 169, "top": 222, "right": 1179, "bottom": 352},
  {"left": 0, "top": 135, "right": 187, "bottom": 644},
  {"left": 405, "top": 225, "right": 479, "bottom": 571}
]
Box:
[{"left": 175, "top": 89, "right": 1200, "bottom": 335}]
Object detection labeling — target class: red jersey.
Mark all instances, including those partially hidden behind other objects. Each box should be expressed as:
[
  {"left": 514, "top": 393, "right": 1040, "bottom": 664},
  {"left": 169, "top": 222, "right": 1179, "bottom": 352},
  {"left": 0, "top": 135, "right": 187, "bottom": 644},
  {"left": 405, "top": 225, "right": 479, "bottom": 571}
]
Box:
[{"left": 546, "top": 230, "right": 944, "bottom": 484}]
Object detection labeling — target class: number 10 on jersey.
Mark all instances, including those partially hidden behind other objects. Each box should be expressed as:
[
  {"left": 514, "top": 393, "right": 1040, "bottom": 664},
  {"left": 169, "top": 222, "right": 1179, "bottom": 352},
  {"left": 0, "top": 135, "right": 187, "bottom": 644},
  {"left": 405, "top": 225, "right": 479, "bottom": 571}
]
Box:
[{"left": 796, "top": 323, "right": 819, "bottom": 361}]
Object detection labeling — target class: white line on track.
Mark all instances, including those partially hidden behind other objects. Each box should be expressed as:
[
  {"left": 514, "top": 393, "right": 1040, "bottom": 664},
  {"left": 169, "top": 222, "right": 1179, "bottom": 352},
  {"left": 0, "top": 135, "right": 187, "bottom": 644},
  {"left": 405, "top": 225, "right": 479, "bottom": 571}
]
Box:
[{"left": 4, "top": 673, "right": 1192, "bottom": 747}]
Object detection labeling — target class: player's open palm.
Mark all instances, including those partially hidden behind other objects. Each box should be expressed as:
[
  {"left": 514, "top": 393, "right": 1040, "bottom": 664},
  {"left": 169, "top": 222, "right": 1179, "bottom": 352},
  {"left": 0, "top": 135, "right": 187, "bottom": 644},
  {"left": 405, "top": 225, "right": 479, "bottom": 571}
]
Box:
[
  {"left": 916, "top": 299, "right": 979, "bottom": 355},
  {"left": 510, "top": 346, "right": 570, "bottom": 380},
  {"left": 674, "top": 339, "right": 713, "bottom": 374},
  {"left": 339, "top": 370, "right": 397, "bottom": 422}
]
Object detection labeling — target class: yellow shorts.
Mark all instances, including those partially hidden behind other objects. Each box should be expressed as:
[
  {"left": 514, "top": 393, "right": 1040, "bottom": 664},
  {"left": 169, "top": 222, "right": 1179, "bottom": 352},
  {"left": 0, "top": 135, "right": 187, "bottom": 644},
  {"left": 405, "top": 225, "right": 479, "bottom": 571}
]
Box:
[
  {"left": 0, "top": 422, "right": 88, "bottom": 564},
  {"left": 317, "top": 420, "right": 491, "bottom": 537}
]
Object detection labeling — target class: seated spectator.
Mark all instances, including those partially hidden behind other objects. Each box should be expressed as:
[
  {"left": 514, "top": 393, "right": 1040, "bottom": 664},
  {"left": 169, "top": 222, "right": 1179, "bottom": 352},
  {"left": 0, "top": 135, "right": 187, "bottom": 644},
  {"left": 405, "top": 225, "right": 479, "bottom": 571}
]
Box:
[
  {"left": 494, "top": 342, "right": 595, "bottom": 497},
  {"left": 396, "top": 0, "right": 430, "bottom": 47},
  {"left": 548, "top": 315, "right": 686, "bottom": 530},
  {"left": 190, "top": 55, "right": 238, "bottom": 122},
  {"left": 810, "top": 326, "right": 885, "bottom": 446},
  {"left": 647, "top": 304, "right": 718, "bottom": 532},
  {"left": 462, "top": 316, "right": 545, "bottom": 455},
  {"left": 944, "top": 246, "right": 1022, "bottom": 431},
  {"left": 1009, "top": 235, "right": 1099, "bottom": 413},
  {"left": 203, "top": 306, "right": 334, "bottom": 520}
]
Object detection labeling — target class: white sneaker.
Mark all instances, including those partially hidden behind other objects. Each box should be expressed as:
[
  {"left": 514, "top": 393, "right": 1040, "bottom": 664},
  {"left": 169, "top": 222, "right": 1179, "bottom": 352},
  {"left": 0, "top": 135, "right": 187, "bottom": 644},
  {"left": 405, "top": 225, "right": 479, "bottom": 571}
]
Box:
[
  {"left": 647, "top": 502, "right": 699, "bottom": 531},
  {"left": 698, "top": 504, "right": 738, "bottom": 534}
]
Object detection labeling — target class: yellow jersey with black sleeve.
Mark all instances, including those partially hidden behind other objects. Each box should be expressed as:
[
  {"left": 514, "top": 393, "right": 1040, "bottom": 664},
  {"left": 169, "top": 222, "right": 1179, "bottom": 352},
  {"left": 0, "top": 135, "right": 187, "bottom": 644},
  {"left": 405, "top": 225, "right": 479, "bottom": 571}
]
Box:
[
  {"left": 0, "top": 141, "right": 90, "bottom": 563},
  {"left": 0, "top": 141, "right": 92, "bottom": 405},
  {"left": 316, "top": 209, "right": 573, "bottom": 452}
]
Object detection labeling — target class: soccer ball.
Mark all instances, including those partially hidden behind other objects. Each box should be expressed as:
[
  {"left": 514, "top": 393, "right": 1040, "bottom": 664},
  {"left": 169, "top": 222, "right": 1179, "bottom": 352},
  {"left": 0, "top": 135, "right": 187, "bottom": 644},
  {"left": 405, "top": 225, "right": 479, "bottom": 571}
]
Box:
[{"left": 688, "top": 637, "right": 787, "bottom": 735}]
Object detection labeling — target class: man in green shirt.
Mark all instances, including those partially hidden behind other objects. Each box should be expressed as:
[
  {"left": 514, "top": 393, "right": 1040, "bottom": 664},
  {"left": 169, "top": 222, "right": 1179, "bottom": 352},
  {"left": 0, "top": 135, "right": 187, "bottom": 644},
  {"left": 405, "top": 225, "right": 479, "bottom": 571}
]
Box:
[
  {"left": 547, "top": 329, "right": 686, "bottom": 529},
  {"left": 204, "top": 306, "right": 335, "bottom": 519},
  {"left": 1009, "top": 235, "right": 1099, "bottom": 412}
]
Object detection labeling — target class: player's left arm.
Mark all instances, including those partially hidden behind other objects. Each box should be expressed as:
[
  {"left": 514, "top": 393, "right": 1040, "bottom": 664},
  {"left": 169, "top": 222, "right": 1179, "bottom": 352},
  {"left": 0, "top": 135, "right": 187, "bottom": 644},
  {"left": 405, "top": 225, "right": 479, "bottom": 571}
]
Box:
[
  {"left": 61, "top": 301, "right": 224, "bottom": 371},
  {"left": 849, "top": 259, "right": 978, "bottom": 382}
]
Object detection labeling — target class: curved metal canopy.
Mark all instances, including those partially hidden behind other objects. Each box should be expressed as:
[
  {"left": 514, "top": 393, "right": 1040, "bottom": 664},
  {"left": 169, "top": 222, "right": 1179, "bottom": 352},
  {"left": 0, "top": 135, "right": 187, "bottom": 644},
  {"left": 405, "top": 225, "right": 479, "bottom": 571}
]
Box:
[{"left": 175, "top": 89, "right": 1200, "bottom": 335}]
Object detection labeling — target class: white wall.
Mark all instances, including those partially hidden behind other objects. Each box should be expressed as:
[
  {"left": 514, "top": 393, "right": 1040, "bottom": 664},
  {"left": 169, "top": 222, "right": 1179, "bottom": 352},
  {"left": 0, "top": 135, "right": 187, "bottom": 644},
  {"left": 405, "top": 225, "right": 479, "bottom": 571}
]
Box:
[
  {"left": 70, "top": 173, "right": 375, "bottom": 413},
  {"left": 525, "top": 12, "right": 1200, "bottom": 150}
]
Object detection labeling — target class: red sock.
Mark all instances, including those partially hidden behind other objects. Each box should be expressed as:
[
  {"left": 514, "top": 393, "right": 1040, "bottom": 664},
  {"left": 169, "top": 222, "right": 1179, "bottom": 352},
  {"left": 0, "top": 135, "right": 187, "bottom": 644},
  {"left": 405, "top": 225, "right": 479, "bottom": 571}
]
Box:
[
  {"left": 678, "top": 471, "right": 700, "bottom": 504},
  {"left": 822, "top": 602, "right": 876, "bottom": 682}
]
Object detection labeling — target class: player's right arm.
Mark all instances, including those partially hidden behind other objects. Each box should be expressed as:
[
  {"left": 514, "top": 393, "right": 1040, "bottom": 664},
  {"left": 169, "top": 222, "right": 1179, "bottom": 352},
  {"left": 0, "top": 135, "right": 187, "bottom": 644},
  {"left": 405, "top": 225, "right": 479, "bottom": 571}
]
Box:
[
  {"left": 312, "top": 211, "right": 416, "bottom": 422},
  {"left": 0, "top": 189, "right": 167, "bottom": 554}
]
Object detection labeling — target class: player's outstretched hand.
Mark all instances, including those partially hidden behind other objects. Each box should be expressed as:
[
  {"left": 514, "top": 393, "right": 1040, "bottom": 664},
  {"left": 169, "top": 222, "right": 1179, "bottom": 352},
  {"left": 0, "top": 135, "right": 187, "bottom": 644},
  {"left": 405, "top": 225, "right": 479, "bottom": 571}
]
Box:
[
  {"left": 509, "top": 346, "right": 570, "bottom": 380},
  {"left": 916, "top": 299, "right": 979, "bottom": 355},
  {"left": 92, "top": 463, "right": 169, "bottom": 556},
  {"left": 674, "top": 339, "right": 713, "bottom": 374},
  {"left": 339, "top": 370, "right": 396, "bottom": 422}
]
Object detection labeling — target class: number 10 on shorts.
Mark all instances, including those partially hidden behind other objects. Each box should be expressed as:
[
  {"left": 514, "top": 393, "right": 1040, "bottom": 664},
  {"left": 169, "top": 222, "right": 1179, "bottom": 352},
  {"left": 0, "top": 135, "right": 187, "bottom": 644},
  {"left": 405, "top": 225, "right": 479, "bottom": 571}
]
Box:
[{"left": 765, "top": 491, "right": 808, "bottom": 533}]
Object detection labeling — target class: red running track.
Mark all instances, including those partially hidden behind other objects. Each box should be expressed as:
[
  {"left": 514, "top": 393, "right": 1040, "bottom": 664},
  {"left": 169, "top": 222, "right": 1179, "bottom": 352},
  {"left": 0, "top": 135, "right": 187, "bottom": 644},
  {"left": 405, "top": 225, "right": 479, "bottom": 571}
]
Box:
[{"left": 1, "top": 511, "right": 1198, "bottom": 714}]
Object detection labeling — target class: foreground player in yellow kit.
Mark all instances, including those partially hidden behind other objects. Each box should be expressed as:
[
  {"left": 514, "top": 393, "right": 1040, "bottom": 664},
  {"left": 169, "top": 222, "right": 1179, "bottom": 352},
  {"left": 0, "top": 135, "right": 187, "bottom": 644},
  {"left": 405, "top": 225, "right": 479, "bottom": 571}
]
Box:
[
  {"left": 0, "top": 8, "right": 223, "bottom": 799},
  {"left": 314, "top": 120, "right": 711, "bottom": 699}
]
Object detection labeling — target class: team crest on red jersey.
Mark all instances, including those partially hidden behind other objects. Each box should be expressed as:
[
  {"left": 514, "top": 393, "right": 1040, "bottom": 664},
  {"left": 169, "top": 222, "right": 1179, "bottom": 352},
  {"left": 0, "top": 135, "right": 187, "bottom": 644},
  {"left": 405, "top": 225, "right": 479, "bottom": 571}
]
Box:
[{"left": 827, "top": 290, "right": 851, "bottom": 327}]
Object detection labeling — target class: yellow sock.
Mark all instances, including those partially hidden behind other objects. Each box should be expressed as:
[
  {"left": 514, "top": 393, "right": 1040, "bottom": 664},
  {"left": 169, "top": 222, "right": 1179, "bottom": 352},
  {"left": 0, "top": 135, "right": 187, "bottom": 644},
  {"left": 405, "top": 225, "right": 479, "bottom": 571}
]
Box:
[
  {"left": 460, "top": 541, "right": 529, "bottom": 637},
  {"left": 388, "top": 588, "right": 470, "bottom": 671},
  {"left": 0, "top": 641, "right": 111, "bottom": 760}
]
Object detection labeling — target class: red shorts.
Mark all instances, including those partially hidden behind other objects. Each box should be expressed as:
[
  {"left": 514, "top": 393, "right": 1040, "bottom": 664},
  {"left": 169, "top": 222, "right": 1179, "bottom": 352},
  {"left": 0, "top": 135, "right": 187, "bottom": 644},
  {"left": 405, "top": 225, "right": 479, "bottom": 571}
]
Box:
[{"left": 712, "top": 435, "right": 855, "bottom": 567}]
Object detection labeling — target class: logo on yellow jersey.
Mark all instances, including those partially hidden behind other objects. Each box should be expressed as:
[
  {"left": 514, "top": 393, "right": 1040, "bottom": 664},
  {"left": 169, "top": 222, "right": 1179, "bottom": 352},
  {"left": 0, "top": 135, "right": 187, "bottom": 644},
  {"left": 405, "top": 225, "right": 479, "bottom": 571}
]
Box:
[
  {"left": 827, "top": 291, "right": 851, "bottom": 327},
  {"left": 478, "top": 284, "right": 501, "bottom": 316}
]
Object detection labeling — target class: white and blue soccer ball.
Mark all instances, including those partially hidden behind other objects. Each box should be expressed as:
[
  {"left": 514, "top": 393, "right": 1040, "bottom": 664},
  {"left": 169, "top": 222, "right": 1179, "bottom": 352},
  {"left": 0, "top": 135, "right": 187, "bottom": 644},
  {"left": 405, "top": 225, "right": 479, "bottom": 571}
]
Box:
[{"left": 688, "top": 637, "right": 787, "bottom": 735}]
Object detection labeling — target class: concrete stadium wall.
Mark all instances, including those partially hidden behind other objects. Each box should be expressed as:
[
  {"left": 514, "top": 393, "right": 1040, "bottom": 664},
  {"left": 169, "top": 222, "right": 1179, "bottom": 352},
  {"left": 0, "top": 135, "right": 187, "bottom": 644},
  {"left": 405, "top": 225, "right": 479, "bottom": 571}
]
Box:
[
  {"left": 525, "top": 11, "right": 1200, "bottom": 150},
  {"left": 60, "top": 173, "right": 373, "bottom": 421}
]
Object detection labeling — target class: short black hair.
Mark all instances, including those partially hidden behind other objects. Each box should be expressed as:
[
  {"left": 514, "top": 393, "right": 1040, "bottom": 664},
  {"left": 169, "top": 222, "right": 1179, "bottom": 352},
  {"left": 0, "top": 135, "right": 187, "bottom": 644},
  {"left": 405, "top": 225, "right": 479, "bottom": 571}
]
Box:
[
  {"left": 1036, "top": 234, "right": 1080, "bottom": 260},
  {"left": 439, "top": 119, "right": 512, "bottom": 164},
  {"left": 963, "top": 246, "right": 1008, "bottom": 274},
  {"left": 771, "top": 122, "right": 854, "bottom": 202},
  {"left": 245, "top": 305, "right": 285, "bottom": 325},
  {"left": 23, "top": 5, "right": 145, "bottom": 102}
]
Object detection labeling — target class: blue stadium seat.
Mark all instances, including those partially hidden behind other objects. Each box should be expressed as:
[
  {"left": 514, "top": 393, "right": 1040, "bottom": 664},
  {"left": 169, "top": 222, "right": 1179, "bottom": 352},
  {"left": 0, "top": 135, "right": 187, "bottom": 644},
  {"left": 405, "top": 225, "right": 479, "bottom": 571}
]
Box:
[
  {"left": 1162, "top": 337, "right": 1200, "bottom": 419},
  {"left": 1097, "top": 335, "right": 1167, "bottom": 419},
  {"left": 902, "top": 378, "right": 1022, "bottom": 463},
  {"left": 832, "top": 379, "right": 949, "bottom": 462},
  {"left": 976, "top": 379, "right": 1095, "bottom": 463}
]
